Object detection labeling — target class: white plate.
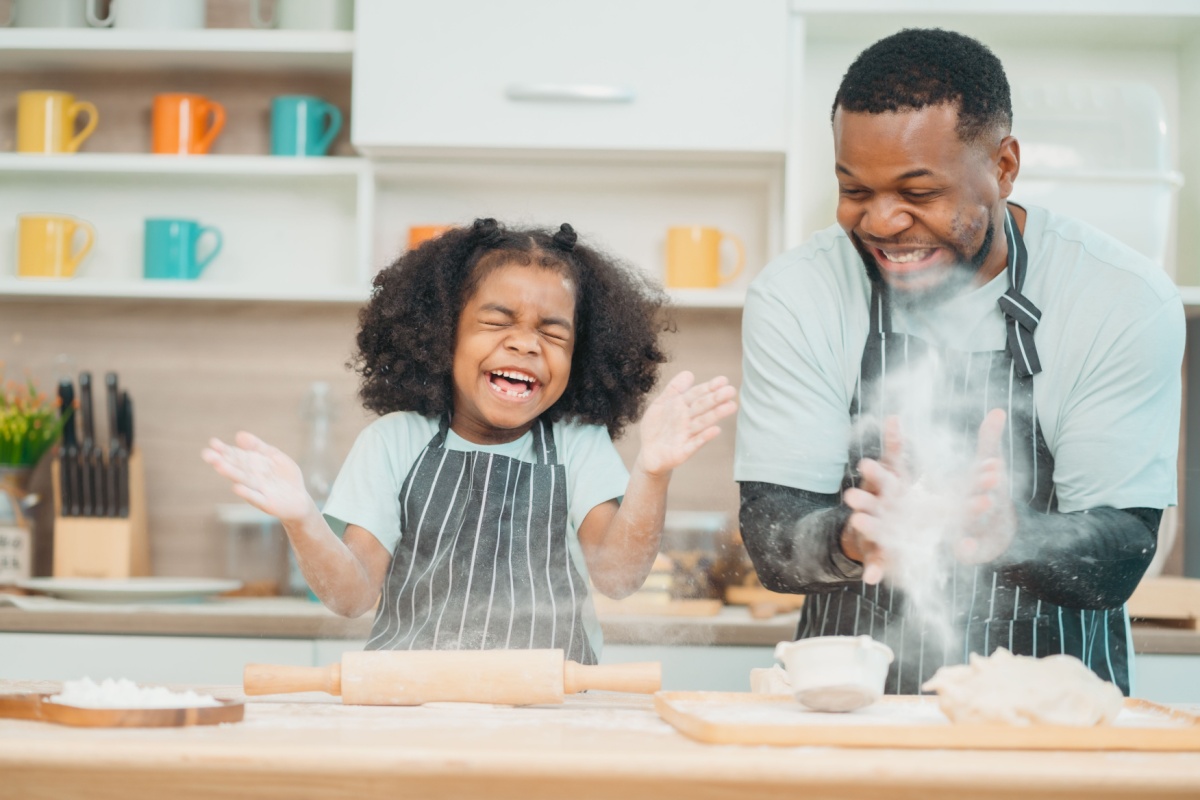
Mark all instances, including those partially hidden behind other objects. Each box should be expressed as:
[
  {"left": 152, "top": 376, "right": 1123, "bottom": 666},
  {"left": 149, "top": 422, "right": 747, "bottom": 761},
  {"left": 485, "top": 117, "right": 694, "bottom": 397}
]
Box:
[{"left": 16, "top": 577, "right": 242, "bottom": 603}]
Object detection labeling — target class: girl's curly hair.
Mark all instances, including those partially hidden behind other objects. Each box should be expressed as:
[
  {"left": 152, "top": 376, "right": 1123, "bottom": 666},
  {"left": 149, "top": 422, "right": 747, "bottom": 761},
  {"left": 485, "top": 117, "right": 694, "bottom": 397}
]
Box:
[{"left": 352, "top": 218, "right": 670, "bottom": 438}]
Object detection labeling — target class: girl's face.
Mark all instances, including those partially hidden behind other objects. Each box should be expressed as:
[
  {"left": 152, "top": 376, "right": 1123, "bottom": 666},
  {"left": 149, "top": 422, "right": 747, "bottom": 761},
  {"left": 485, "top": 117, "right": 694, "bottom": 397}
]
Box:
[{"left": 451, "top": 262, "right": 576, "bottom": 444}]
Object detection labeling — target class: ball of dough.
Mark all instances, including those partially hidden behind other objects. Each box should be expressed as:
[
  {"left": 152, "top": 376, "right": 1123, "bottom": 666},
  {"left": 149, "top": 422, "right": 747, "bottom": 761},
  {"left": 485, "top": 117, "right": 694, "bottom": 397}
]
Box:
[{"left": 921, "top": 648, "right": 1124, "bottom": 726}]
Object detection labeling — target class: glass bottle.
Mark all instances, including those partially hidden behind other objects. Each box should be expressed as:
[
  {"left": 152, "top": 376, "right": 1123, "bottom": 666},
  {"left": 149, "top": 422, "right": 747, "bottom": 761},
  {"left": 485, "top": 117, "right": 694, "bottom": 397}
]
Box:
[{"left": 288, "top": 381, "right": 337, "bottom": 598}]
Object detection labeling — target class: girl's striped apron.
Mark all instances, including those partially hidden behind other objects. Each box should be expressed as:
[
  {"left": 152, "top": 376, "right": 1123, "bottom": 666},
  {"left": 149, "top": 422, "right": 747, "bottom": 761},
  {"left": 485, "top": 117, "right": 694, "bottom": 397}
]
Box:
[
  {"left": 365, "top": 416, "right": 597, "bottom": 664},
  {"left": 795, "top": 209, "right": 1133, "bottom": 695}
]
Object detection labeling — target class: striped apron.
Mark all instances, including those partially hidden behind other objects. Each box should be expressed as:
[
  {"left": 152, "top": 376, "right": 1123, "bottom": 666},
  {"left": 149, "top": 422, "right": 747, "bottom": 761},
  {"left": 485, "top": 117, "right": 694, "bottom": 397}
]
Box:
[
  {"left": 796, "top": 209, "right": 1133, "bottom": 695},
  {"left": 365, "top": 416, "right": 597, "bottom": 664}
]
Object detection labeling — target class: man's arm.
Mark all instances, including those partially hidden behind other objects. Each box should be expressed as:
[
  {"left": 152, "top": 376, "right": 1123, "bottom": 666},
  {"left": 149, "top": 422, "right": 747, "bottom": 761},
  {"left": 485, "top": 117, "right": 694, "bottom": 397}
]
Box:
[
  {"left": 738, "top": 481, "right": 859, "bottom": 593},
  {"left": 1000, "top": 506, "right": 1160, "bottom": 610}
]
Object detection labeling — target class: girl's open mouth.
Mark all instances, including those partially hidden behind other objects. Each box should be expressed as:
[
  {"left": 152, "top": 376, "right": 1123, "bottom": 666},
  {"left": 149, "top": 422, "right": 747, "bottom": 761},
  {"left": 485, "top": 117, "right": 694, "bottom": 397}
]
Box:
[{"left": 487, "top": 369, "right": 539, "bottom": 400}]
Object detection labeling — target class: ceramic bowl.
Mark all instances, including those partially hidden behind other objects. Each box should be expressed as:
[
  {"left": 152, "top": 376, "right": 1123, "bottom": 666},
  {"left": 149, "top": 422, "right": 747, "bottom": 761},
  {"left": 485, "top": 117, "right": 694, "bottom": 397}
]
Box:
[{"left": 773, "top": 635, "right": 894, "bottom": 712}]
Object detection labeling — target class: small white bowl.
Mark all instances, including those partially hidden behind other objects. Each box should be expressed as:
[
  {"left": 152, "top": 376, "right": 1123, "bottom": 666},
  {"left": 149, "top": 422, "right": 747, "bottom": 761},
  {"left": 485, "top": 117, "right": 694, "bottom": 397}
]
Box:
[{"left": 774, "top": 635, "right": 894, "bottom": 712}]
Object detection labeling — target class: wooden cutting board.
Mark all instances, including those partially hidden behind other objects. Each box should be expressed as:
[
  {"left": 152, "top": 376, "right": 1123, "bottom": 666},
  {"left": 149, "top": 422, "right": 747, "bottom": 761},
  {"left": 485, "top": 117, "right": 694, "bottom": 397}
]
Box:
[
  {"left": 654, "top": 691, "right": 1200, "bottom": 750},
  {"left": 1128, "top": 577, "right": 1200, "bottom": 629},
  {"left": 0, "top": 693, "right": 244, "bottom": 727},
  {"left": 592, "top": 596, "right": 723, "bottom": 616}
]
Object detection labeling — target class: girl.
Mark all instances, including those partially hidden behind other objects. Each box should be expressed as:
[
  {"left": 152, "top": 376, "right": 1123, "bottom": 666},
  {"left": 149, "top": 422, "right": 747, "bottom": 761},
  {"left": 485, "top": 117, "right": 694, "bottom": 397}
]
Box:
[{"left": 203, "top": 218, "right": 736, "bottom": 664}]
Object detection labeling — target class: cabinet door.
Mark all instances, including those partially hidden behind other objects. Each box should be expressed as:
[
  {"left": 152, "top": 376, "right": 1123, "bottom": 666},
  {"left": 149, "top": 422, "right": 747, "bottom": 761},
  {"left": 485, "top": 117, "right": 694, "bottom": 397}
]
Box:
[{"left": 353, "top": 0, "right": 789, "bottom": 154}]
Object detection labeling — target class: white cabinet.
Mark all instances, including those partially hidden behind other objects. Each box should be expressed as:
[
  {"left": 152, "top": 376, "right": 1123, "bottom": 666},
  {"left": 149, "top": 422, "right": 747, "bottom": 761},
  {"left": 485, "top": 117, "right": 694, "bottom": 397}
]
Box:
[{"left": 352, "top": 0, "right": 790, "bottom": 156}]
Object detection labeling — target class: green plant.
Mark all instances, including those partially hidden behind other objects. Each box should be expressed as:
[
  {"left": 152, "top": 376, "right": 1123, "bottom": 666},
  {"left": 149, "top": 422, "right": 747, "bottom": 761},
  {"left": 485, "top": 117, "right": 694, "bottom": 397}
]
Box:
[{"left": 0, "top": 371, "right": 70, "bottom": 468}]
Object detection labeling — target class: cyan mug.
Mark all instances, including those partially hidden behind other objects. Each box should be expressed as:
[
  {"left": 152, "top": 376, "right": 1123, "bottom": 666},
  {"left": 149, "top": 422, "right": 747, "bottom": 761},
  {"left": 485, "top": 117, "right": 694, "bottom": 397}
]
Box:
[
  {"left": 270, "top": 95, "right": 342, "bottom": 157},
  {"left": 143, "top": 218, "right": 222, "bottom": 280}
]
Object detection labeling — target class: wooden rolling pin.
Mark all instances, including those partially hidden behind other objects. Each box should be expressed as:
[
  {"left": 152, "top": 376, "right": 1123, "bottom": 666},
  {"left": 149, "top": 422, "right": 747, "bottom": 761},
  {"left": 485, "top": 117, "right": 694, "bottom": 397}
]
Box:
[{"left": 244, "top": 649, "right": 661, "bottom": 706}]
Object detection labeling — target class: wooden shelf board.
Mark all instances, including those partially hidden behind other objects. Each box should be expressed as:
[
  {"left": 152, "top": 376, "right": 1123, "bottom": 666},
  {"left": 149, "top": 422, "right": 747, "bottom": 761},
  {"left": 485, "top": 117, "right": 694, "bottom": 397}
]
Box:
[
  {"left": 0, "top": 29, "right": 353, "bottom": 72},
  {"left": 0, "top": 278, "right": 367, "bottom": 304}
]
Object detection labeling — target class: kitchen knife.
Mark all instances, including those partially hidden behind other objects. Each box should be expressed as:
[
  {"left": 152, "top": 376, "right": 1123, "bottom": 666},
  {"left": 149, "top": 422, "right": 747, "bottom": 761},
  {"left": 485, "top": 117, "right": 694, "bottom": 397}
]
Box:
[
  {"left": 56, "top": 379, "right": 76, "bottom": 518},
  {"left": 243, "top": 649, "right": 662, "bottom": 705},
  {"left": 78, "top": 372, "right": 95, "bottom": 517},
  {"left": 116, "top": 390, "right": 131, "bottom": 518},
  {"left": 105, "top": 372, "right": 120, "bottom": 518}
]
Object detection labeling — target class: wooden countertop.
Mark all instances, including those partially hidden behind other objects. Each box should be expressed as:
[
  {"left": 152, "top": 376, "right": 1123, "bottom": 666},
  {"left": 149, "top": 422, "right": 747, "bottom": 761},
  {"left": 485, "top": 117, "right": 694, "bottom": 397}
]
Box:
[
  {"left": 1, "top": 596, "right": 1197, "bottom": 653},
  {"left": 2, "top": 679, "right": 1199, "bottom": 800}
]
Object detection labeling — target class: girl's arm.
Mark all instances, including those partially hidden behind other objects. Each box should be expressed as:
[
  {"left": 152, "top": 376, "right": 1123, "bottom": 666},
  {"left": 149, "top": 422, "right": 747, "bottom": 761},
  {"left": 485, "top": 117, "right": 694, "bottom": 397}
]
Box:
[
  {"left": 578, "top": 372, "right": 737, "bottom": 598},
  {"left": 203, "top": 432, "right": 391, "bottom": 617}
]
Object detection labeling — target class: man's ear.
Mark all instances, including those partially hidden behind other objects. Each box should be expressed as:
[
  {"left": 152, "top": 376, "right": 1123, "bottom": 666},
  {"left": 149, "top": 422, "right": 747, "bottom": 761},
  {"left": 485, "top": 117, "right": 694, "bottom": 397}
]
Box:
[{"left": 996, "top": 135, "right": 1020, "bottom": 199}]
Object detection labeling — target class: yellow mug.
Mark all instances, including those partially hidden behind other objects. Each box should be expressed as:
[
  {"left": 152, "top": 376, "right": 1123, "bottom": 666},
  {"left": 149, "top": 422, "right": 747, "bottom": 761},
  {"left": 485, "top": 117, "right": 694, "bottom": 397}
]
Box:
[
  {"left": 665, "top": 226, "right": 745, "bottom": 289},
  {"left": 16, "top": 90, "right": 99, "bottom": 154},
  {"left": 17, "top": 214, "right": 96, "bottom": 279}
]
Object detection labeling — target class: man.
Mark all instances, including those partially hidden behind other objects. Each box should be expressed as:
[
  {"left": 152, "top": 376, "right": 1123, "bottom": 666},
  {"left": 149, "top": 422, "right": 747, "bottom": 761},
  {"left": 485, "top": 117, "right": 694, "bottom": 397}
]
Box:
[{"left": 735, "top": 28, "right": 1183, "bottom": 695}]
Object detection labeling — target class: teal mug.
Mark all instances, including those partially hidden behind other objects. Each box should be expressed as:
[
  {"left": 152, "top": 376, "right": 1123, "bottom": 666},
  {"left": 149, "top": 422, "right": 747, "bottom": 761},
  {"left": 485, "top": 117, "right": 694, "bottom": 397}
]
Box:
[
  {"left": 144, "top": 218, "right": 222, "bottom": 280},
  {"left": 270, "top": 95, "right": 342, "bottom": 157}
]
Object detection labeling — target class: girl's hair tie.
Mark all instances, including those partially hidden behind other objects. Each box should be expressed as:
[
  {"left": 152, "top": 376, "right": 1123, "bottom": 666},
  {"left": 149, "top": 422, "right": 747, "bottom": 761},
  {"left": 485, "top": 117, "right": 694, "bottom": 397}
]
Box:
[
  {"left": 552, "top": 223, "right": 577, "bottom": 252},
  {"left": 470, "top": 217, "right": 503, "bottom": 244}
]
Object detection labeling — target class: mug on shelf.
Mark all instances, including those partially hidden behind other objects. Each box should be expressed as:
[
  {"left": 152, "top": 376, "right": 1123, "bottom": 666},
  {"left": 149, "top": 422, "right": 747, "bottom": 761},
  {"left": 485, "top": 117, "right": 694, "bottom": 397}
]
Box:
[
  {"left": 86, "top": 0, "right": 206, "bottom": 29},
  {"left": 251, "top": 0, "right": 353, "bottom": 30},
  {"left": 270, "top": 95, "right": 342, "bottom": 157},
  {"left": 665, "top": 226, "right": 745, "bottom": 289},
  {"left": 2, "top": 0, "right": 88, "bottom": 28},
  {"left": 17, "top": 214, "right": 96, "bottom": 279},
  {"left": 151, "top": 93, "right": 225, "bottom": 156},
  {"left": 143, "top": 218, "right": 223, "bottom": 280},
  {"left": 407, "top": 225, "right": 453, "bottom": 250},
  {"left": 16, "top": 90, "right": 99, "bottom": 154}
]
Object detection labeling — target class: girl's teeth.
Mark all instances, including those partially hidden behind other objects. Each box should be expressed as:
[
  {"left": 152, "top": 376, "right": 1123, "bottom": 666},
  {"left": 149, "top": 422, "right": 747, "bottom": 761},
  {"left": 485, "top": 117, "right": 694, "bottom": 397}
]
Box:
[
  {"left": 489, "top": 382, "right": 532, "bottom": 399},
  {"left": 883, "top": 249, "right": 933, "bottom": 263}
]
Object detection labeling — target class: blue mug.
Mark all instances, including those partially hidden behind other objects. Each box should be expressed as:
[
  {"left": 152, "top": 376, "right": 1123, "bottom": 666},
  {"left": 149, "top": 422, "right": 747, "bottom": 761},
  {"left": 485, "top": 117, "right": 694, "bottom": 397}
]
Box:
[
  {"left": 143, "top": 218, "right": 222, "bottom": 280},
  {"left": 270, "top": 95, "right": 342, "bottom": 157}
]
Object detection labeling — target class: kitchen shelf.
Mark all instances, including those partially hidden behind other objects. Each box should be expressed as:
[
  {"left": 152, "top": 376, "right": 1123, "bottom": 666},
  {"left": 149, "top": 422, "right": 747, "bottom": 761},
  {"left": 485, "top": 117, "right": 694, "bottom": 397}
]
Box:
[
  {"left": 666, "top": 289, "right": 746, "bottom": 309},
  {"left": 0, "top": 153, "right": 368, "bottom": 178},
  {"left": 0, "top": 28, "right": 354, "bottom": 72},
  {"left": 0, "top": 278, "right": 368, "bottom": 304}
]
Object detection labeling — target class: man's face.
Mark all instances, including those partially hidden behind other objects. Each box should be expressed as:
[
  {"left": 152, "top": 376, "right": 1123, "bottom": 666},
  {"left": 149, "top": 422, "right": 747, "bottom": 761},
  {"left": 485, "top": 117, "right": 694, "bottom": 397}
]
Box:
[{"left": 833, "top": 104, "right": 1015, "bottom": 304}]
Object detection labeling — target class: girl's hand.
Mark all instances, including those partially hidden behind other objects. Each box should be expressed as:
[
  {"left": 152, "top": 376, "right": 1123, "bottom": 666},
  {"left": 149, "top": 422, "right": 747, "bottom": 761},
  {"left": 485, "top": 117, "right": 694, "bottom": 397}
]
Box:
[
  {"left": 201, "top": 431, "right": 315, "bottom": 523},
  {"left": 635, "top": 371, "right": 737, "bottom": 477}
]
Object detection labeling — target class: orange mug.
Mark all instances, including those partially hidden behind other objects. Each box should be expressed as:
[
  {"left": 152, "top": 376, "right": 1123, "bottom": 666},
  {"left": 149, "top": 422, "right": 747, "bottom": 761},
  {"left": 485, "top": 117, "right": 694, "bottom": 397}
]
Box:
[
  {"left": 665, "top": 226, "right": 745, "bottom": 289},
  {"left": 151, "top": 93, "right": 225, "bottom": 155},
  {"left": 407, "top": 225, "right": 453, "bottom": 250}
]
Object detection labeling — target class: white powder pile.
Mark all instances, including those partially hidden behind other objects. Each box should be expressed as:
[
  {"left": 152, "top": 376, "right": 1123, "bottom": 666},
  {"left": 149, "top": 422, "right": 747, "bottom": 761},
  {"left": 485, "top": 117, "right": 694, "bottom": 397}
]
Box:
[{"left": 48, "top": 677, "right": 221, "bottom": 709}]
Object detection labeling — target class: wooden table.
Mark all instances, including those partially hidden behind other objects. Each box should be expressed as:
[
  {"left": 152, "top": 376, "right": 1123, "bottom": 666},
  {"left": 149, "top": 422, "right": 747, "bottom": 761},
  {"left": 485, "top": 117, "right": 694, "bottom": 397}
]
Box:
[{"left": 3, "top": 679, "right": 1200, "bottom": 800}]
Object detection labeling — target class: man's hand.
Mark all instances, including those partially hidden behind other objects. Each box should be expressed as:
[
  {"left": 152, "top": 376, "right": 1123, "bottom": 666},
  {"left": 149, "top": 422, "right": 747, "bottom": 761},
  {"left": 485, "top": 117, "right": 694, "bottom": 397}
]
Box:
[
  {"left": 635, "top": 371, "right": 738, "bottom": 478},
  {"left": 842, "top": 415, "right": 908, "bottom": 585},
  {"left": 956, "top": 408, "right": 1017, "bottom": 565},
  {"left": 202, "top": 431, "right": 316, "bottom": 524}
]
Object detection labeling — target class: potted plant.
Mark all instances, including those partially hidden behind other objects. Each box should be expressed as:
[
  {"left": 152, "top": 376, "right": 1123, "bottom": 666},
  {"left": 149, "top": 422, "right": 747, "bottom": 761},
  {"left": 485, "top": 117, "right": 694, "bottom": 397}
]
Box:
[{"left": 0, "top": 369, "right": 71, "bottom": 536}]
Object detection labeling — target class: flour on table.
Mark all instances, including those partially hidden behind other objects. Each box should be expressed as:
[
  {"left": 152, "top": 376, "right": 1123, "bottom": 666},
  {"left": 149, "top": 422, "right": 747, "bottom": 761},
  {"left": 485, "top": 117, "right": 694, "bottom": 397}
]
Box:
[
  {"left": 921, "top": 648, "right": 1123, "bottom": 726},
  {"left": 48, "top": 677, "right": 221, "bottom": 708}
]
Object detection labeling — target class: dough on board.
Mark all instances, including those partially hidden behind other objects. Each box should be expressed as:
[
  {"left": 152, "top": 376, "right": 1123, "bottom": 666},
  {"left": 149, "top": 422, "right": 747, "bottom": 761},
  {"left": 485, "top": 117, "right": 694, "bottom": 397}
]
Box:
[{"left": 921, "top": 648, "right": 1124, "bottom": 726}]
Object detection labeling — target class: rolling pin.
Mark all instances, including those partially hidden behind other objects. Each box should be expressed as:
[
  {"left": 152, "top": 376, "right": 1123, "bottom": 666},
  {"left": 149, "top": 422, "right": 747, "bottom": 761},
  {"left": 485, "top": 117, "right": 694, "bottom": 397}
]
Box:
[{"left": 243, "top": 649, "right": 661, "bottom": 705}]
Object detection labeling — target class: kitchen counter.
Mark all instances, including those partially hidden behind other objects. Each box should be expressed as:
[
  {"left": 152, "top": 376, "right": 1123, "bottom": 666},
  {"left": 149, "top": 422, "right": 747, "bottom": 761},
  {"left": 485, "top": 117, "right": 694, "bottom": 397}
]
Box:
[
  {"left": 0, "top": 596, "right": 797, "bottom": 646},
  {"left": 2, "top": 678, "right": 1198, "bottom": 800},
  {"left": 0, "top": 595, "right": 1196, "bottom": 653}
]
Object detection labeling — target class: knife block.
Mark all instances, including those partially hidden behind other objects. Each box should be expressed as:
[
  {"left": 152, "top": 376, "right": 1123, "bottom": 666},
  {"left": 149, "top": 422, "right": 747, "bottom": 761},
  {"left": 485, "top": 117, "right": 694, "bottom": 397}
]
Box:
[{"left": 49, "top": 448, "right": 149, "bottom": 579}]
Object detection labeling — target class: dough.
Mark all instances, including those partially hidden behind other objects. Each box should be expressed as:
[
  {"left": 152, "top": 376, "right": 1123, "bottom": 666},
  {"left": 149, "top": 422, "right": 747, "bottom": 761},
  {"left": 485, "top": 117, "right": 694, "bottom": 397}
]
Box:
[
  {"left": 749, "top": 665, "right": 792, "bottom": 694},
  {"left": 921, "top": 648, "right": 1123, "bottom": 726}
]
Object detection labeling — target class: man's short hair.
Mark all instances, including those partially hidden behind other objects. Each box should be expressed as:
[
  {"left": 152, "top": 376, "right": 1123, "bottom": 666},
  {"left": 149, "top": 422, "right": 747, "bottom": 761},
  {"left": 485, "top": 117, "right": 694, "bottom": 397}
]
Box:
[{"left": 832, "top": 28, "right": 1012, "bottom": 144}]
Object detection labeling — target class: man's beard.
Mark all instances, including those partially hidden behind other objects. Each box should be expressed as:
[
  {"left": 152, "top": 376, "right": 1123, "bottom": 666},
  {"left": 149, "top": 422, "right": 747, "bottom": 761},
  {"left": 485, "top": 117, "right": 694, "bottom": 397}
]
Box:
[{"left": 853, "top": 213, "right": 996, "bottom": 309}]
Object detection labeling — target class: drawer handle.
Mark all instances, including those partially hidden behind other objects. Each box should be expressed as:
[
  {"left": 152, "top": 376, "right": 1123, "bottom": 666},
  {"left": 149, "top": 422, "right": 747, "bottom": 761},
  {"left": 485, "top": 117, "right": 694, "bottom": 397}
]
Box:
[{"left": 505, "top": 84, "right": 635, "bottom": 104}]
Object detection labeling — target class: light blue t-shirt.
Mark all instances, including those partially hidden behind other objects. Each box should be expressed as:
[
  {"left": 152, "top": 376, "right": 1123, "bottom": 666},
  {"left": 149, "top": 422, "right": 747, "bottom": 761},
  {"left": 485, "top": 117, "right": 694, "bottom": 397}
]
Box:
[
  {"left": 735, "top": 204, "right": 1184, "bottom": 513},
  {"left": 322, "top": 412, "right": 630, "bottom": 654}
]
